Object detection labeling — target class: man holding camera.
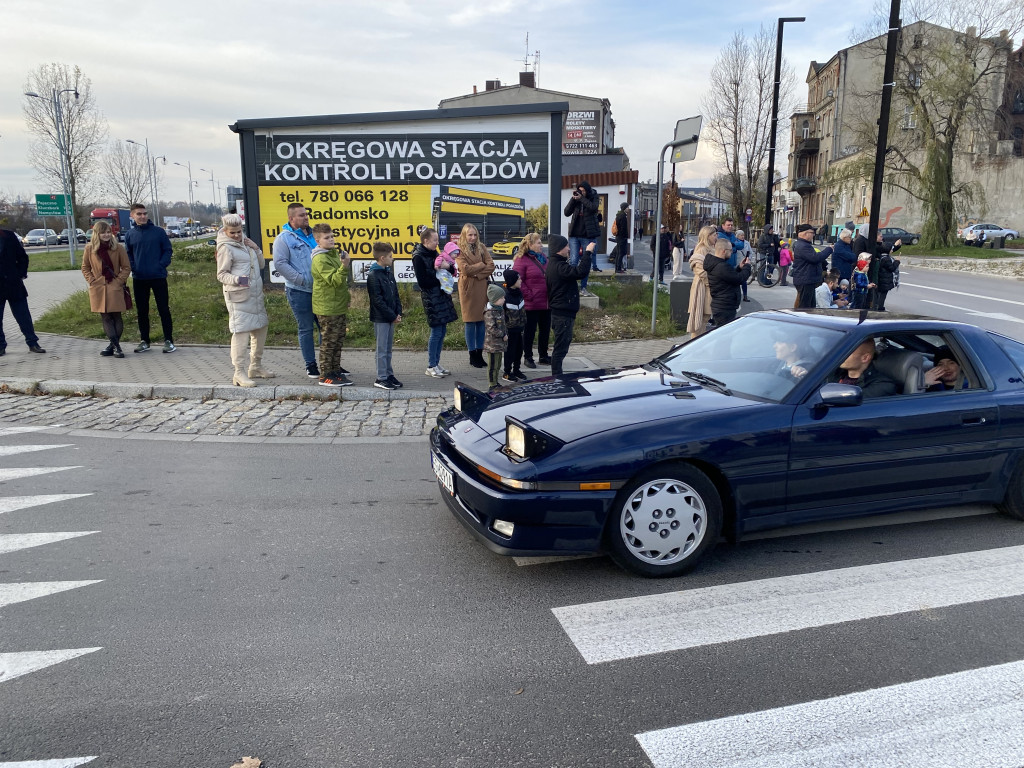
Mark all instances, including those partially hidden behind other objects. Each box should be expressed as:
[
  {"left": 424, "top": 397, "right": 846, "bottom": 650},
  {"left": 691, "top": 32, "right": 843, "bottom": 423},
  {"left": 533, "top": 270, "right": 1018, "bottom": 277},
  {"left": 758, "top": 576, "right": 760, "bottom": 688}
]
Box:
[{"left": 563, "top": 180, "right": 601, "bottom": 297}]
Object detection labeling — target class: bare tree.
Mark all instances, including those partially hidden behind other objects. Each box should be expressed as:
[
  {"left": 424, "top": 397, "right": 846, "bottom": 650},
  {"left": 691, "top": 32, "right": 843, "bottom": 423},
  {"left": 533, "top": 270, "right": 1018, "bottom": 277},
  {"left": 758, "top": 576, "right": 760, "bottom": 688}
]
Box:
[
  {"left": 22, "top": 63, "right": 108, "bottom": 226},
  {"left": 103, "top": 140, "right": 150, "bottom": 208},
  {"left": 700, "top": 26, "right": 796, "bottom": 220},
  {"left": 832, "top": 0, "right": 1024, "bottom": 247}
]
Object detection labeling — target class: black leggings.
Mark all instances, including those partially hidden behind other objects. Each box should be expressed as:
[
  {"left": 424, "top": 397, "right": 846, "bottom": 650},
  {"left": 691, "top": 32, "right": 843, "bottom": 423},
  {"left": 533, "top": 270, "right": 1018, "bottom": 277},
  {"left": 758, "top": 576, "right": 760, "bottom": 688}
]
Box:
[{"left": 100, "top": 312, "right": 124, "bottom": 342}]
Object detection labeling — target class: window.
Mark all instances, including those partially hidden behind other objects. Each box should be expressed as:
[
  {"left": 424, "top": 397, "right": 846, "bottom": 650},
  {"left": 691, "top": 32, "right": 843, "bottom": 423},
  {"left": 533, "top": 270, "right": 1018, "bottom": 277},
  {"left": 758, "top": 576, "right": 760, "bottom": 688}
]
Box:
[
  {"left": 1013, "top": 127, "right": 1023, "bottom": 158},
  {"left": 902, "top": 105, "right": 917, "bottom": 130},
  {"left": 861, "top": 185, "right": 867, "bottom": 211},
  {"left": 912, "top": 34, "right": 923, "bottom": 49},
  {"left": 909, "top": 67, "right": 922, "bottom": 88},
  {"left": 1012, "top": 90, "right": 1024, "bottom": 114},
  {"left": 802, "top": 120, "right": 810, "bottom": 139}
]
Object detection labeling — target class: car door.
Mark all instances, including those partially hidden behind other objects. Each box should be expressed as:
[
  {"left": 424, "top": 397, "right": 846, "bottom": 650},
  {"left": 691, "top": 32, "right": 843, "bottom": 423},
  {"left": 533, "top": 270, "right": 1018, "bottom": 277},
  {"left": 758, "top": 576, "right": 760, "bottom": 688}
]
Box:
[{"left": 784, "top": 338, "right": 1000, "bottom": 521}]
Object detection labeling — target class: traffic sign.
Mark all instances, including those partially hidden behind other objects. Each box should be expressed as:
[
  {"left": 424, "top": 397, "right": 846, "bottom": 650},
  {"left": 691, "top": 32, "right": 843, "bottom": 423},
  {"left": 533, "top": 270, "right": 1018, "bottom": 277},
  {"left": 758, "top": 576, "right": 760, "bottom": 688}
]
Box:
[
  {"left": 745, "top": 214, "right": 752, "bottom": 222},
  {"left": 746, "top": 208, "right": 753, "bottom": 215},
  {"left": 35, "top": 194, "right": 69, "bottom": 216}
]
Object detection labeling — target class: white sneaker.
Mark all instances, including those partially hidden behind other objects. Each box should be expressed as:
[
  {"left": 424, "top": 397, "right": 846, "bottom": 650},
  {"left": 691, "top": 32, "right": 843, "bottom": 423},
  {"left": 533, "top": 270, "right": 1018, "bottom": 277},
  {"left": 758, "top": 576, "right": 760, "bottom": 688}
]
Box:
[
  {"left": 425, "top": 366, "right": 446, "bottom": 378},
  {"left": 437, "top": 365, "right": 451, "bottom": 375}
]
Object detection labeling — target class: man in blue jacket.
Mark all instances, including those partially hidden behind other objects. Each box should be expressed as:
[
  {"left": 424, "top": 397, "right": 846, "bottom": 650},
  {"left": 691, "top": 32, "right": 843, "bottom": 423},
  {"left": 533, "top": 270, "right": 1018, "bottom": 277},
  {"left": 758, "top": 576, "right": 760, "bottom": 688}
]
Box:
[
  {"left": 272, "top": 203, "right": 320, "bottom": 378},
  {"left": 125, "top": 204, "right": 175, "bottom": 352}
]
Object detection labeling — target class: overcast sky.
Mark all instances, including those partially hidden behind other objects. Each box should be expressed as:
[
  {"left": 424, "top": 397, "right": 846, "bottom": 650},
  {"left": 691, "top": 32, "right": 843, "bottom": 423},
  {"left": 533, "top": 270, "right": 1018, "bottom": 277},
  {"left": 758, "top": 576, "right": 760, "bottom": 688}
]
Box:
[{"left": 1, "top": 0, "right": 870, "bottom": 207}]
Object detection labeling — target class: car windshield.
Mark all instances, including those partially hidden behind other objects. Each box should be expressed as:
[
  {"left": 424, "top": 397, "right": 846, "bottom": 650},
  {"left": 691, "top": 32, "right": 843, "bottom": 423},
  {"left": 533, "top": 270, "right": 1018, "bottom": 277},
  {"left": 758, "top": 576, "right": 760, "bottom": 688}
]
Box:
[
  {"left": 28, "top": 229, "right": 44, "bottom": 236},
  {"left": 658, "top": 315, "right": 846, "bottom": 402}
]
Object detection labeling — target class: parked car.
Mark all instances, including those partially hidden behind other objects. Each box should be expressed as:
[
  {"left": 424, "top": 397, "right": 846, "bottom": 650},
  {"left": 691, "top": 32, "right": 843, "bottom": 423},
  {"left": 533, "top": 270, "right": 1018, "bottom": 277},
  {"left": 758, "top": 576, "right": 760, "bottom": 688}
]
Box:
[
  {"left": 58, "top": 228, "right": 88, "bottom": 244},
  {"left": 960, "top": 223, "right": 1019, "bottom": 242},
  {"left": 23, "top": 229, "right": 59, "bottom": 246},
  {"left": 167, "top": 226, "right": 182, "bottom": 238},
  {"left": 491, "top": 233, "right": 521, "bottom": 257},
  {"left": 879, "top": 227, "right": 919, "bottom": 247},
  {"left": 84, "top": 229, "right": 94, "bottom": 242},
  {"left": 430, "top": 310, "right": 1024, "bottom": 577}
]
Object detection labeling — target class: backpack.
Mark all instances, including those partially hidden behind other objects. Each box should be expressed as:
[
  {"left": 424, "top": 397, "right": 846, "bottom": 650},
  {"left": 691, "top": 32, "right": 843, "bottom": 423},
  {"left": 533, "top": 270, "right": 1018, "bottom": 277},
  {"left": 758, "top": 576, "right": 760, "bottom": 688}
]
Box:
[{"left": 611, "top": 218, "right": 618, "bottom": 237}]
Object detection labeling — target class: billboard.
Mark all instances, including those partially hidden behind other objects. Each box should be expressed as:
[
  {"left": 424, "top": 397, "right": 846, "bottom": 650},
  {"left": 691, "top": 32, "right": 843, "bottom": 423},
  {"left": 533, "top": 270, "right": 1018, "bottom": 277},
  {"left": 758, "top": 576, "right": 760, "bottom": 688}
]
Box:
[
  {"left": 563, "top": 110, "right": 600, "bottom": 155},
  {"left": 232, "top": 104, "right": 565, "bottom": 283}
]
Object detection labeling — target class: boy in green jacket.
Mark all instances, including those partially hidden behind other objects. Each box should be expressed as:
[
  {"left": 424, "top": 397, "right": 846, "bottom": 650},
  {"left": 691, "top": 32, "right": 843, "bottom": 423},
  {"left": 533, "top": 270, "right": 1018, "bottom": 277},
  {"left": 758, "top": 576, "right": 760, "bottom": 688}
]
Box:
[{"left": 311, "top": 224, "right": 352, "bottom": 387}]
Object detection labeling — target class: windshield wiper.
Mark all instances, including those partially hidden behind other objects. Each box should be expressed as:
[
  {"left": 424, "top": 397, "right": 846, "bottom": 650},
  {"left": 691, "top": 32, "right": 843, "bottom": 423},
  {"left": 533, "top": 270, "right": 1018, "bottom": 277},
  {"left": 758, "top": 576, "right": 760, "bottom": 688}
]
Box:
[
  {"left": 678, "top": 370, "right": 733, "bottom": 396},
  {"left": 647, "top": 358, "right": 673, "bottom": 373}
]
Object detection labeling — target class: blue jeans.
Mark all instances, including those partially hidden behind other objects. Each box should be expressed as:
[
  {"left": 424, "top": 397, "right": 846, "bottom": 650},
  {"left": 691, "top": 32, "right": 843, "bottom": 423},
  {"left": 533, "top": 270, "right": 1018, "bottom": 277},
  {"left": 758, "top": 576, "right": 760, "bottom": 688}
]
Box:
[
  {"left": 428, "top": 323, "right": 447, "bottom": 368},
  {"left": 464, "top": 320, "right": 485, "bottom": 351},
  {"left": 0, "top": 297, "right": 39, "bottom": 349},
  {"left": 286, "top": 287, "right": 316, "bottom": 364},
  {"left": 569, "top": 237, "right": 595, "bottom": 290}
]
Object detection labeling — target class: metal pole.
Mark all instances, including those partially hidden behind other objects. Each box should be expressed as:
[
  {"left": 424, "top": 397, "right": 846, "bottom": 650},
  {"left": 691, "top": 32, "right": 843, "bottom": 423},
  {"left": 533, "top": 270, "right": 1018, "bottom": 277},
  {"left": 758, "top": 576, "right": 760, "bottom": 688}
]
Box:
[
  {"left": 868, "top": 0, "right": 901, "bottom": 248},
  {"left": 151, "top": 155, "right": 165, "bottom": 225},
  {"left": 128, "top": 138, "right": 156, "bottom": 219},
  {"left": 763, "top": 17, "right": 805, "bottom": 230},
  {"left": 651, "top": 143, "right": 670, "bottom": 334},
  {"left": 200, "top": 168, "right": 217, "bottom": 212}
]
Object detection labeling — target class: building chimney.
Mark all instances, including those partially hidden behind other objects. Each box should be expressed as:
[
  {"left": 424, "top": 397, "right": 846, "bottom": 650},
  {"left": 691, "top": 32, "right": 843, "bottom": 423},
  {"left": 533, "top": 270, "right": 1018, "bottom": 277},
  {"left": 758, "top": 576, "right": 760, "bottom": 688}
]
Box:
[
  {"left": 485, "top": 79, "right": 502, "bottom": 91},
  {"left": 967, "top": 26, "right": 977, "bottom": 37},
  {"left": 473, "top": 85, "right": 477, "bottom": 94},
  {"left": 519, "top": 71, "right": 536, "bottom": 88}
]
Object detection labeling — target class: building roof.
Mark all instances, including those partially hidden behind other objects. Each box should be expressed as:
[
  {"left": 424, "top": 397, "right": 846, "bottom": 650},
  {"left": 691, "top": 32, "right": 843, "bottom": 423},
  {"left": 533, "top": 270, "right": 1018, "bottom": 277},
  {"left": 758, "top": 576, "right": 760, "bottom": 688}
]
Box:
[
  {"left": 439, "top": 84, "right": 610, "bottom": 109},
  {"left": 561, "top": 170, "right": 638, "bottom": 189}
]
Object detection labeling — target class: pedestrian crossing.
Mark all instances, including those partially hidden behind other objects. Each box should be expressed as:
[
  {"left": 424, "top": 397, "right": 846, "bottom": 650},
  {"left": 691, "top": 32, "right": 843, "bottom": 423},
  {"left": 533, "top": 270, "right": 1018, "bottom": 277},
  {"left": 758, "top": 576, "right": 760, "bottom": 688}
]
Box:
[
  {"left": 546, "top": 540, "right": 1024, "bottom": 765},
  {"left": 0, "top": 427, "right": 100, "bottom": 767}
]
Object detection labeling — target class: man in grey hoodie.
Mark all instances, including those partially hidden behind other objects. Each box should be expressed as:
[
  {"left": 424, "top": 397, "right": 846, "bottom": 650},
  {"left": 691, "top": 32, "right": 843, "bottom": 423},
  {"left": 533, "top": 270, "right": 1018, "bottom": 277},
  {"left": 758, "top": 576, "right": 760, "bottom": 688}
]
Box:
[{"left": 272, "top": 203, "right": 321, "bottom": 378}]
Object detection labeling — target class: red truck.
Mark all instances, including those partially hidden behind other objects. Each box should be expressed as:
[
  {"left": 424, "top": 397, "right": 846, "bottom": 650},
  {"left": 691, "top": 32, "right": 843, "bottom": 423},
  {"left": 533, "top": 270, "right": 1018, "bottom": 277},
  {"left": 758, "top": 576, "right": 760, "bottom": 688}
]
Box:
[{"left": 90, "top": 208, "right": 132, "bottom": 241}]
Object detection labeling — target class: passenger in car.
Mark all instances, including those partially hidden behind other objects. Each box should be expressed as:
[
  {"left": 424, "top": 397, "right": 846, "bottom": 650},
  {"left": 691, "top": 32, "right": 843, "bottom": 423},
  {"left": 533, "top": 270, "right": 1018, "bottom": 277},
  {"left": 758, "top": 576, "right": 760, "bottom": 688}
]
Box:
[
  {"left": 924, "top": 347, "right": 968, "bottom": 391},
  {"left": 774, "top": 339, "right": 813, "bottom": 380},
  {"left": 832, "top": 340, "right": 899, "bottom": 398}
]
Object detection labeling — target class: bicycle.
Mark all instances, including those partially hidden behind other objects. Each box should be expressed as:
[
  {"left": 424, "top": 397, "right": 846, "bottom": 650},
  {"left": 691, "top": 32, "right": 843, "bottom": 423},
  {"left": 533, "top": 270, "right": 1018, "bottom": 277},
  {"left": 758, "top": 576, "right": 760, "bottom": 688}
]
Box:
[{"left": 748, "top": 250, "right": 782, "bottom": 287}]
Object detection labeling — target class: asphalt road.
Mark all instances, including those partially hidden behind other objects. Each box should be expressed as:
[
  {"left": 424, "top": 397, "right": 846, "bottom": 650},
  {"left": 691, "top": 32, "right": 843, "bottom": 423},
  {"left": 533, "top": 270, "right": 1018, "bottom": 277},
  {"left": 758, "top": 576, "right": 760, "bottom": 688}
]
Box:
[{"left": 3, "top": 429, "right": 1024, "bottom": 767}]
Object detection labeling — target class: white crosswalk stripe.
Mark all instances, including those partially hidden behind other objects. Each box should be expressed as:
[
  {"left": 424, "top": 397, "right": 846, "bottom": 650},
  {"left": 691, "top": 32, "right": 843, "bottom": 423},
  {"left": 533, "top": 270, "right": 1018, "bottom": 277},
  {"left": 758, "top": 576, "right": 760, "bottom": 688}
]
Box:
[
  {"left": 0, "top": 495, "right": 92, "bottom": 516},
  {"left": 0, "top": 759, "right": 97, "bottom": 767},
  {"left": 0, "top": 581, "right": 103, "bottom": 610},
  {"left": 0, "top": 532, "right": 99, "bottom": 556},
  {"left": 0, "top": 467, "right": 80, "bottom": 483},
  {"left": 0, "top": 445, "right": 74, "bottom": 457},
  {"left": 0, "top": 427, "right": 57, "bottom": 438},
  {"left": 553, "top": 544, "right": 1024, "bottom": 664},
  {"left": 0, "top": 649, "right": 103, "bottom": 685},
  {"left": 636, "top": 659, "right": 1024, "bottom": 768}
]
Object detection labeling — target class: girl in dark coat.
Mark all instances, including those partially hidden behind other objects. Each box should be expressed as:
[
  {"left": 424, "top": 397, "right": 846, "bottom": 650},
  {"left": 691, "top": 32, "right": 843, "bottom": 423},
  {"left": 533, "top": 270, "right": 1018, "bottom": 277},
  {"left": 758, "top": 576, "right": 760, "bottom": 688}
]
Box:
[{"left": 411, "top": 228, "right": 457, "bottom": 377}]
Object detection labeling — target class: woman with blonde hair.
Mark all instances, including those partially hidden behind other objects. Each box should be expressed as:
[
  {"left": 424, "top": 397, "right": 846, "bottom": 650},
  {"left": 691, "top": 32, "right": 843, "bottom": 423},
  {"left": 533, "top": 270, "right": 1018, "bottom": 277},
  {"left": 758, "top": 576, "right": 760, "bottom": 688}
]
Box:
[
  {"left": 455, "top": 223, "right": 495, "bottom": 368},
  {"left": 216, "top": 213, "right": 273, "bottom": 387},
  {"left": 81, "top": 220, "right": 132, "bottom": 357},
  {"left": 512, "top": 232, "right": 550, "bottom": 368},
  {"left": 686, "top": 225, "right": 718, "bottom": 337}
]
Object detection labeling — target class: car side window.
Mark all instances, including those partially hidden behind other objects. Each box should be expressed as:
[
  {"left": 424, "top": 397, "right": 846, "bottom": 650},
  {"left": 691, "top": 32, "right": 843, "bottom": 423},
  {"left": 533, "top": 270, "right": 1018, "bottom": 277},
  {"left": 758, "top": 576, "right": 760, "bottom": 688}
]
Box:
[{"left": 992, "top": 334, "right": 1024, "bottom": 378}]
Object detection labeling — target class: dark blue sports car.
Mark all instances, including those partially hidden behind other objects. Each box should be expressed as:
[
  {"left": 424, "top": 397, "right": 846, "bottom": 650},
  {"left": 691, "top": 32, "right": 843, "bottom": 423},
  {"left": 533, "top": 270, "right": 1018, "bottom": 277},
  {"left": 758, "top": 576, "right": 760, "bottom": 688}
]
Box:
[{"left": 430, "top": 310, "right": 1024, "bottom": 577}]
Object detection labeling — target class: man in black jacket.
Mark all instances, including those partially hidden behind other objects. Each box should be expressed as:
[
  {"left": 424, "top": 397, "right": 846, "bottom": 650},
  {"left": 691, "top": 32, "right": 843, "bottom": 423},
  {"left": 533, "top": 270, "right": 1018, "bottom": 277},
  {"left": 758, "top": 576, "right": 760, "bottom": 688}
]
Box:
[
  {"left": 614, "top": 203, "right": 630, "bottom": 272},
  {"left": 564, "top": 180, "right": 600, "bottom": 296},
  {"left": 650, "top": 224, "right": 674, "bottom": 283},
  {"left": 0, "top": 229, "right": 45, "bottom": 355},
  {"left": 545, "top": 235, "right": 592, "bottom": 376},
  {"left": 791, "top": 223, "right": 831, "bottom": 308},
  {"left": 704, "top": 238, "right": 751, "bottom": 327}
]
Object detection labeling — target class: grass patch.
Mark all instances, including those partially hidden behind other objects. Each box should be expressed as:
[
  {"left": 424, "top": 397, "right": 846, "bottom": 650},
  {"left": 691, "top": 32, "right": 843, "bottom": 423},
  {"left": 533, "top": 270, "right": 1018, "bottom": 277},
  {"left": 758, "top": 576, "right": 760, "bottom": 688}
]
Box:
[
  {"left": 36, "top": 242, "right": 678, "bottom": 348},
  {"left": 27, "top": 248, "right": 85, "bottom": 271},
  {"left": 899, "top": 243, "right": 1020, "bottom": 259}
]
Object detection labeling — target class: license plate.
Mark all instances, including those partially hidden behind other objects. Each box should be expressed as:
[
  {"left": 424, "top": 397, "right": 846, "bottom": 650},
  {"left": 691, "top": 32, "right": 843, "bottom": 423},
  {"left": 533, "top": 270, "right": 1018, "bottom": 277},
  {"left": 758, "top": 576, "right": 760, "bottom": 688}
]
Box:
[{"left": 432, "top": 454, "right": 455, "bottom": 496}]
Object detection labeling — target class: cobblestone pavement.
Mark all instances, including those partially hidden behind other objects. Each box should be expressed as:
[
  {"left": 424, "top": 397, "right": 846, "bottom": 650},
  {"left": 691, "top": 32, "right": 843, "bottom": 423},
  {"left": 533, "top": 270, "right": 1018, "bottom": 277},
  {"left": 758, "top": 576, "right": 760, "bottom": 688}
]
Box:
[{"left": 0, "top": 392, "right": 448, "bottom": 441}]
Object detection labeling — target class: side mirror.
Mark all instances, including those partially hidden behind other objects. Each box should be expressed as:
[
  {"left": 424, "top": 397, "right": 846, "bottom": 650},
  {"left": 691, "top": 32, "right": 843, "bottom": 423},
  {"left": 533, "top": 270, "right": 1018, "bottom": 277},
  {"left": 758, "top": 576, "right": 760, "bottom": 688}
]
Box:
[{"left": 818, "top": 383, "right": 863, "bottom": 408}]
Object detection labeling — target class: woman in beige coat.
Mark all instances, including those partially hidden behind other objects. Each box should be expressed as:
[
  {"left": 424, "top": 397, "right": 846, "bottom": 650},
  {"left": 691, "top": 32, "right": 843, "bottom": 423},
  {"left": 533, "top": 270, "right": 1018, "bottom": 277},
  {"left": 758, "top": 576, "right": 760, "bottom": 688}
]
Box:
[
  {"left": 686, "top": 225, "right": 718, "bottom": 337},
  {"left": 455, "top": 223, "right": 494, "bottom": 368},
  {"left": 216, "top": 213, "right": 273, "bottom": 387},
  {"left": 81, "top": 220, "right": 132, "bottom": 357}
]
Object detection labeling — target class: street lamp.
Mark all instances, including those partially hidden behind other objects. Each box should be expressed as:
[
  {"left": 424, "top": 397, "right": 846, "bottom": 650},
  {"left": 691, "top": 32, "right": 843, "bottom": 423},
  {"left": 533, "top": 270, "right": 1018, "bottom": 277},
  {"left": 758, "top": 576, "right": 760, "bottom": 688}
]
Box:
[
  {"left": 126, "top": 138, "right": 162, "bottom": 226},
  {"left": 199, "top": 167, "right": 218, "bottom": 211},
  {"left": 763, "top": 16, "right": 805, "bottom": 230},
  {"left": 24, "top": 87, "right": 79, "bottom": 266},
  {"left": 173, "top": 161, "right": 196, "bottom": 234}
]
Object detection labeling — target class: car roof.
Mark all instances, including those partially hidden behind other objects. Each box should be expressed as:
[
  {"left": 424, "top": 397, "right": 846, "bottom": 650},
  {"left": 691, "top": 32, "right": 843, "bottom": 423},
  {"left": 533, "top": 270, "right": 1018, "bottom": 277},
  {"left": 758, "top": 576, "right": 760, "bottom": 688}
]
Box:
[{"left": 748, "top": 308, "right": 979, "bottom": 334}]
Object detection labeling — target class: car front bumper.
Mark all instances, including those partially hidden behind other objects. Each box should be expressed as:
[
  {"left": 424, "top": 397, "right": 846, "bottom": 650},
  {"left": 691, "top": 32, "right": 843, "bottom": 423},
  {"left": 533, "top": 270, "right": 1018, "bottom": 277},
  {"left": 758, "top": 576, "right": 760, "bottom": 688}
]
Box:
[{"left": 429, "top": 428, "right": 615, "bottom": 556}]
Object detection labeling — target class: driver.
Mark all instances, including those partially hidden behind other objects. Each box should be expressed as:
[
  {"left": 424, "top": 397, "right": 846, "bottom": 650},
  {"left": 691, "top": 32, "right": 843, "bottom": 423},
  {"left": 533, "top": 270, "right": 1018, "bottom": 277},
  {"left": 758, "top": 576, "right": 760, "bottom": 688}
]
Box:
[
  {"left": 773, "top": 339, "right": 812, "bottom": 380},
  {"left": 832, "top": 339, "right": 898, "bottom": 398}
]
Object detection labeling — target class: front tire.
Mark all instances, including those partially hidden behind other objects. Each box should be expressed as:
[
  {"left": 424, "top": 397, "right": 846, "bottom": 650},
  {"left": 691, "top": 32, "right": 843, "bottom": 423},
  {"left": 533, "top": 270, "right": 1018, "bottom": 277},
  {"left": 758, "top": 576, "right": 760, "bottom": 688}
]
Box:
[
  {"left": 998, "top": 460, "right": 1024, "bottom": 521},
  {"left": 605, "top": 464, "right": 723, "bottom": 577}
]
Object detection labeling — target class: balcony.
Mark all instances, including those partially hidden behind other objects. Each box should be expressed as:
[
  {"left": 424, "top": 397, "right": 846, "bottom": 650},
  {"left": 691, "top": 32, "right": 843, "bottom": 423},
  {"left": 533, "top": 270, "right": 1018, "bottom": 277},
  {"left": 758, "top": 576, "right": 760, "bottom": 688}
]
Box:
[
  {"left": 792, "top": 175, "right": 818, "bottom": 194},
  {"left": 794, "top": 137, "right": 820, "bottom": 156}
]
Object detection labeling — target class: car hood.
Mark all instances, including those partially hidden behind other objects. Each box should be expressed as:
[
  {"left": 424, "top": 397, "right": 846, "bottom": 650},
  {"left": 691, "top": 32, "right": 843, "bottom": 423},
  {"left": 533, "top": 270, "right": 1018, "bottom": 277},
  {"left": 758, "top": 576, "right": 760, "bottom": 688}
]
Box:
[{"left": 465, "top": 366, "right": 759, "bottom": 442}]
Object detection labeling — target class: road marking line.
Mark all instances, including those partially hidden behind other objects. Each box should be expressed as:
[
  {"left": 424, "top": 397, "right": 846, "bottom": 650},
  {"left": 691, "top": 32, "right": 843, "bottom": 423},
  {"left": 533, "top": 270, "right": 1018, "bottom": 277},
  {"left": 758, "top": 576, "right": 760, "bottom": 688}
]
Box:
[
  {"left": 0, "top": 445, "right": 74, "bottom": 457},
  {"left": 0, "top": 648, "right": 102, "bottom": 685},
  {"left": 636, "top": 659, "right": 1024, "bottom": 768},
  {"left": 920, "top": 299, "right": 1024, "bottom": 324},
  {"left": 0, "top": 495, "right": 92, "bottom": 516},
  {"left": 0, "top": 759, "right": 98, "bottom": 767},
  {"left": 0, "top": 467, "right": 81, "bottom": 483},
  {"left": 902, "top": 281, "right": 1024, "bottom": 308},
  {"left": 0, "top": 427, "right": 55, "bottom": 437},
  {"left": 0, "top": 581, "right": 103, "bottom": 610},
  {"left": 553, "top": 545, "right": 1024, "bottom": 664},
  {"left": 0, "top": 532, "right": 99, "bottom": 556}
]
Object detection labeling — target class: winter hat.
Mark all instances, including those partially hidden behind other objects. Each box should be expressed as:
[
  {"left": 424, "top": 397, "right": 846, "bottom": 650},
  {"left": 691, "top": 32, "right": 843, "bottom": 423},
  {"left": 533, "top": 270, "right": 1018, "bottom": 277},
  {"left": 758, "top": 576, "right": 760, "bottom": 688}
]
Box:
[
  {"left": 442, "top": 241, "right": 460, "bottom": 258},
  {"left": 487, "top": 283, "right": 505, "bottom": 304},
  {"left": 502, "top": 268, "right": 520, "bottom": 287},
  {"left": 795, "top": 223, "right": 814, "bottom": 234},
  {"left": 857, "top": 254, "right": 872, "bottom": 270},
  {"left": 619, "top": 202, "right": 629, "bottom": 211},
  {"left": 547, "top": 234, "right": 569, "bottom": 255},
  {"left": 839, "top": 279, "right": 850, "bottom": 287}
]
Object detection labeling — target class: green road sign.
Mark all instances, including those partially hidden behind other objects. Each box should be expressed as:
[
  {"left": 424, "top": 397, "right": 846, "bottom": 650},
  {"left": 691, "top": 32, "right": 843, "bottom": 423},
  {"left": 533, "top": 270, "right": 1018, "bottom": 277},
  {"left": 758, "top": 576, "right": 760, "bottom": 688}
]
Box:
[{"left": 35, "top": 193, "right": 69, "bottom": 216}]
